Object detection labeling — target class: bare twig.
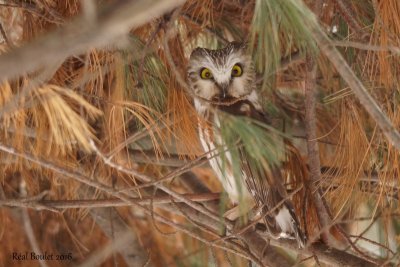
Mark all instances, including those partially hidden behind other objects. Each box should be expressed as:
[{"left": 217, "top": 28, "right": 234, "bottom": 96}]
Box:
[
  {"left": 350, "top": 235, "right": 395, "bottom": 256},
  {"left": 332, "top": 40, "right": 400, "bottom": 54},
  {"left": 304, "top": 0, "right": 363, "bottom": 255},
  {"left": 19, "top": 179, "right": 49, "bottom": 267},
  {"left": 304, "top": 53, "right": 340, "bottom": 247},
  {"left": 0, "top": 191, "right": 58, "bottom": 212},
  {"left": 0, "top": 193, "right": 220, "bottom": 210}
]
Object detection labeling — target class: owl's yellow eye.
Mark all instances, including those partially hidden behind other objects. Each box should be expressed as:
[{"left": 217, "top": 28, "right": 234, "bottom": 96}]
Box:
[
  {"left": 200, "top": 68, "right": 213, "bottom": 79},
  {"left": 231, "top": 64, "right": 243, "bottom": 77}
]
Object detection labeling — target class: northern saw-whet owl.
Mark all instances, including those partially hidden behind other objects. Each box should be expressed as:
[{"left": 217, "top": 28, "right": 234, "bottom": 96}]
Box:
[{"left": 187, "top": 42, "right": 306, "bottom": 247}]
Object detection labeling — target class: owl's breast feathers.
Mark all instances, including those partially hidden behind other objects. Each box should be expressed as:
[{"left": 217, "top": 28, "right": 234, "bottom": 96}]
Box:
[{"left": 196, "top": 99, "right": 306, "bottom": 248}]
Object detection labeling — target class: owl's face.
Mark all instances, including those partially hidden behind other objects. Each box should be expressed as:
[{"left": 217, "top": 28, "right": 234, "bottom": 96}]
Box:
[{"left": 187, "top": 42, "right": 256, "bottom": 103}]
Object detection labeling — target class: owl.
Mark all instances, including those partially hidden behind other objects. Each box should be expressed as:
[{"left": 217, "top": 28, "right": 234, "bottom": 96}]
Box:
[{"left": 187, "top": 42, "right": 306, "bottom": 247}]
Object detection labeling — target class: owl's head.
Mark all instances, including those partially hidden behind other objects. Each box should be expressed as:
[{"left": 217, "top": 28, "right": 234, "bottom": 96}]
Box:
[{"left": 187, "top": 42, "right": 256, "bottom": 103}]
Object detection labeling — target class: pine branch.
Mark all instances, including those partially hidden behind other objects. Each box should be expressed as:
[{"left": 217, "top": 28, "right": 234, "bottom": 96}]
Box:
[
  {"left": 0, "top": 142, "right": 257, "bottom": 262},
  {"left": 0, "top": 140, "right": 383, "bottom": 266},
  {"left": 312, "top": 28, "right": 400, "bottom": 150},
  {"left": 0, "top": 0, "right": 186, "bottom": 80}
]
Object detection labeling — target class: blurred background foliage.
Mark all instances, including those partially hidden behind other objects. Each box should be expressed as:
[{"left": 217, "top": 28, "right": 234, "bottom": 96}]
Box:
[{"left": 0, "top": 0, "right": 399, "bottom": 266}]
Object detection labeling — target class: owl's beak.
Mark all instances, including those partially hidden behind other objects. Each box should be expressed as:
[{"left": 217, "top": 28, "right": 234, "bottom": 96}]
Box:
[{"left": 215, "top": 82, "right": 229, "bottom": 100}]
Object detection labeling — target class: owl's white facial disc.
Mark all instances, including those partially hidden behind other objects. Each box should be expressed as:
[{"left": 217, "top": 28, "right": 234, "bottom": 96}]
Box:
[{"left": 187, "top": 42, "right": 256, "bottom": 102}]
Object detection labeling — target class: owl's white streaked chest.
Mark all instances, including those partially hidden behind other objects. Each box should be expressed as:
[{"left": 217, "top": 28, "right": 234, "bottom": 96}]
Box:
[{"left": 195, "top": 101, "right": 252, "bottom": 203}]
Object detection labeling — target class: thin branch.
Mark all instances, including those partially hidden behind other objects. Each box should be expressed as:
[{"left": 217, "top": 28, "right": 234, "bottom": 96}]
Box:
[
  {"left": 304, "top": 53, "right": 341, "bottom": 248},
  {"left": 305, "top": 3, "right": 376, "bottom": 259},
  {"left": 19, "top": 179, "right": 49, "bottom": 267},
  {"left": 350, "top": 235, "right": 395, "bottom": 256},
  {"left": 305, "top": 0, "right": 342, "bottom": 249},
  {"left": 0, "top": 193, "right": 220, "bottom": 210},
  {"left": 332, "top": 40, "right": 400, "bottom": 53}
]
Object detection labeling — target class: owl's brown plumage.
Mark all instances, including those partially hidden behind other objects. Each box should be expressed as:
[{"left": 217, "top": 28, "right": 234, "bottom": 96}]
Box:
[{"left": 187, "top": 42, "right": 306, "bottom": 247}]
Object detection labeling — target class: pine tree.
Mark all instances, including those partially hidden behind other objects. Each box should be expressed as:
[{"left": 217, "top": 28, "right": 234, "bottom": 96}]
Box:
[{"left": 0, "top": 0, "right": 399, "bottom": 266}]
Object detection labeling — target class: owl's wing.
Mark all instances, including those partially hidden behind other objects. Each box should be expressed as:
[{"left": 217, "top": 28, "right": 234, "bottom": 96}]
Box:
[{"left": 218, "top": 100, "right": 306, "bottom": 247}]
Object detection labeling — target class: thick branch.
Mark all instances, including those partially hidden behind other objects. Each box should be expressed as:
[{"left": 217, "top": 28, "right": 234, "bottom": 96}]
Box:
[{"left": 0, "top": 0, "right": 185, "bottom": 80}]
